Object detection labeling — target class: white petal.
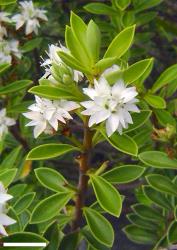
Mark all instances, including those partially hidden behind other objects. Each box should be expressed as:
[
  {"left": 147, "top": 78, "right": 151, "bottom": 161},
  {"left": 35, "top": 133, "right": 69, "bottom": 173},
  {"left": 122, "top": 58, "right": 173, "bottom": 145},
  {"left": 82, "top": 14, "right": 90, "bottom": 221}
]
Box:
[
  {"left": 0, "top": 194, "right": 13, "bottom": 203},
  {"left": 59, "top": 100, "right": 80, "bottom": 111},
  {"left": 48, "top": 116, "right": 58, "bottom": 131},
  {"left": 0, "top": 213, "right": 16, "bottom": 226},
  {"left": 0, "top": 224, "right": 8, "bottom": 236},
  {"left": 125, "top": 103, "right": 140, "bottom": 113},
  {"left": 33, "top": 122, "right": 46, "bottom": 138},
  {"left": 83, "top": 88, "right": 96, "bottom": 100},
  {"left": 106, "top": 114, "right": 119, "bottom": 137},
  {"left": 88, "top": 109, "right": 110, "bottom": 127}
]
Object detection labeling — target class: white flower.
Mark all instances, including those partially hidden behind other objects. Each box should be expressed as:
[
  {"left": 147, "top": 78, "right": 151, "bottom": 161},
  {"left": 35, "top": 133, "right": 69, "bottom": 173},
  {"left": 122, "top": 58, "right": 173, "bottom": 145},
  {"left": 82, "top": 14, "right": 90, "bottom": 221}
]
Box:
[
  {"left": 0, "top": 109, "right": 16, "bottom": 140},
  {"left": 0, "top": 12, "right": 11, "bottom": 23},
  {"left": 12, "top": 0, "right": 47, "bottom": 35},
  {"left": 0, "top": 25, "right": 7, "bottom": 41},
  {"left": 41, "top": 43, "right": 84, "bottom": 83},
  {"left": 0, "top": 182, "right": 16, "bottom": 236},
  {"left": 23, "top": 95, "right": 80, "bottom": 138},
  {"left": 102, "top": 64, "right": 120, "bottom": 77},
  {"left": 0, "top": 40, "right": 21, "bottom": 64},
  {"left": 81, "top": 77, "right": 140, "bottom": 137}
]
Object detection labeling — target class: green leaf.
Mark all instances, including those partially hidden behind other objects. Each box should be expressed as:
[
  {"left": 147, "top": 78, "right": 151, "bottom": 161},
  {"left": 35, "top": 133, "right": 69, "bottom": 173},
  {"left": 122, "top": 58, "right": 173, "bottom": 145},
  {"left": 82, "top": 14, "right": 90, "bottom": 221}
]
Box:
[
  {"left": 84, "top": 3, "right": 117, "bottom": 15},
  {"left": 59, "top": 231, "right": 79, "bottom": 250},
  {"left": 144, "top": 94, "right": 166, "bottom": 109},
  {"left": 26, "top": 144, "right": 79, "bottom": 160},
  {"left": 0, "top": 63, "right": 11, "bottom": 73},
  {"left": 134, "top": 0, "right": 163, "bottom": 13},
  {"left": 90, "top": 175, "right": 122, "bottom": 216},
  {"left": 0, "top": 80, "right": 32, "bottom": 95},
  {"left": 123, "top": 225, "right": 158, "bottom": 244},
  {"left": 14, "top": 192, "right": 35, "bottom": 215},
  {"left": 19, "top": 210, "right": 31, "bottom": 231},
  {"left": 151, "top": 64, "right": 177, "bottom": 93},
  {"left": 0, "top": 146, "right": 21, "bottom": 170},
  {"left": 82, "top": 227, "right": 109, "bottom": 250},
  {"left": 0, "top": 0, "right": 16, "bottom": 5},
  {"left": 123, "top": 58, "right": 154, "bottom": 84},
  {"left": 138, "top": 151, "right": 177, "bottom": 169},
  {"left": 154, "top": 109, "right": 176, "bottom": 127},
  {"left": 58, "top": 51, "right": 90, "bottom": 74},
  {"left": 100, "top": 128, "right": 138, "bottom": 156},
  {"left": 143, "top": 185, "right": 172, "bottom": 210},
  {"left": 132, "top": 204, "right": 164, "bottom": 222},
  {"left": 102, "top": 165, "right": 145, "bottom": 184},
  {"left": 83, "top": 207, "right": 114, "bottom": 247},
  {"left": 65, "top": 26, "right": 91, "bottom": 67},
  {"left": 104, "top": 25, "right": 135, "bottom": 58},
  {"left": 167, "top": 221, "right": 177, "bottom": 244},
  {"left": 3, "top": 232, "right": 48, "bottom": 250},
  {"left": 35, "top": 168, "right": 67, "bottom": 192},
  {"left": 21, "top": 38, "right": 42, "bottom": 52},
  {"left": 31, "top": 192, "right": 74, "bottom": 224},
  {"left": 122, "top": 11, "right": 135, "bottom": 27},
  {"left": 116, "top": 0, "right": 131, "bottom": 10},
  {"left": 125, "top": 110, "right": 152, "bottom": 133},
  {"left": 29, "top": 85, "right": 84, "bottom": 102},
  {"left": 0, "top": 169, "right": 17, "bottom": 187},
  {"left": 146, "top": 174, "right": 177, "bottom": 196},
  {"left": 127, "top": 213, "right": 160, "bottom": 231},
  {"left": 94, "top": 57, "right": 117, "bottom": 73},
  {"left": 86, "top": 20, "right": 101, "bottom": 62}
]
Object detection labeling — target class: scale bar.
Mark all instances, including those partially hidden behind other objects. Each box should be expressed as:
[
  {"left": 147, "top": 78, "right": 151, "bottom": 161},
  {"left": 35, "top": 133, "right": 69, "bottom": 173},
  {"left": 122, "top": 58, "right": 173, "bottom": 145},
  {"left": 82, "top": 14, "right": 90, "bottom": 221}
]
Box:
[{"left": 3, "top": 243, "right": 47, "bottom": 247}]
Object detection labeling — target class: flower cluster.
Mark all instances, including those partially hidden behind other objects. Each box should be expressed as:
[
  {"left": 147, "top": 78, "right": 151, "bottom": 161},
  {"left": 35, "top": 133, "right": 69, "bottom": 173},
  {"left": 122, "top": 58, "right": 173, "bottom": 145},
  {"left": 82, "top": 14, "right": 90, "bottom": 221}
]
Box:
[
  {"left": 12, "top": 1, "right": 48, "bottom": 35},
  {"left": 41, "top": 44, "right": 83, "bottom": 85},
  {"left": 81, "top": 77, "right": 139, "bottom": 136},
  {"left": 0, "top": 109, "right": 16, "bottom": 141},
  {"left": 23, "top": 96, "right": 79, "bottom": 138},
  {"left": 0, "top": 182, "right": 16, "bottom": 236},
  {"left": 24, "top": 38, "right": 140, "bottom": 138}
]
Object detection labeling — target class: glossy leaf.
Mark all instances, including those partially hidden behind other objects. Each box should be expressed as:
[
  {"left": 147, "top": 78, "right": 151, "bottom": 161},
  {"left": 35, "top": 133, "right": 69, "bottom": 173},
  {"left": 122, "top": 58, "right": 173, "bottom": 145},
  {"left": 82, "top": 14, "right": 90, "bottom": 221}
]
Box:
[
  {"left": 146, "top": 174, "right": 177, "bottom": 196},
  {"left": 123, "top": 225, "right": 158, "bottom": 244},
  {"left": 29, "top": 85, "right": 84, "bottom": 102},
  {"left": 154, "top": 109, "right": 176, "bottom": 127},
  {"left": 21, "top": 38, "right": 42, "bottom": 52},
  {"left": 35, "top": 168, "right": 67, "bottom": 192},
  {"left": 0, "top": 0, "right": 16, "bottom": 5},
  {"left": 167, "top": 221, "right": 177, "bottom": 244},
  {"left": 0, "top": 169, "right": 17, "bottom": 187},
  {"left": 152, "top": 64, "right": 177, "bottom": 93},
  {"left": 90, "top": 175, "right": 122, "bottom": 216},
  {"left": 104, "top": 25, "right": 135, "bottom": 58},
  {"left": 14, "top": 192, "right": 35, "bottom": 214},
  {"left": 102, "top": 165, "right": 145, "bottom": 184},
  {"left": 127, "top": 213, "right": 160, "bottom": 230},
  {"left": 83, "top": 207, "right": 114, "bottom": 247},
  {"left": 26, "top": 144, "right": 79, "bottom": 160},
  {"left": 139, "top": 151, "right": 177, "bottom": 169},
  {"left": 84, "top": 3, "right": 117, "bottom": 15},
  {"left": 100, "top": 128, "right": 138, "bottom": 156},
  {"left": 143, "top": 186, "right": 172, "bottom": 210},
  {"left": 86, "top": 20, "right": 101, "bottom": 62},
  {"left": 123, "top": 58, "right": 153, "bottom": 84},
  {"left": 0, "top": 80, "right": 32, "bottom": 95},
  {"left": 116, "top": 0, "right": 131, "bottom": 10},
  {"left": 144, "top": 94, "right": 166, "bottom": 109},
  {"left": 132, "top": 204, "right": 164, "bottom": 222},
  {"left": 0, "top": 63, "right": 11, "bottom": 73},
  {"left": 0, "top": 146, "right": 21, "bottom": 170},
  {"left": 31, "top": 192, "right": 74, "bottom": 224},
  {"left": 59, "top": 231, "right": 79, "bottom": 250}
]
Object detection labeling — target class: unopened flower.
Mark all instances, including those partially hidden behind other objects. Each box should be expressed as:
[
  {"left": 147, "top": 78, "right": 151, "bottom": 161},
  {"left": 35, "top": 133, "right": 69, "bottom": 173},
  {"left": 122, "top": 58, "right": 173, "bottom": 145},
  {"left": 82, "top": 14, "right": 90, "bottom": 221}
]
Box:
[
  {"left": 23, "top": 95, "right": 80, "bottom": 138},
  {"left": 41, "top": 44, "right": 84, "bottom": 84},
  {"left": 12, "top": 0, "right": 47, "bottom": 35},
  {"left": 0, "top": 182, "right": 16, "bottom": 236},
  {"left": 0, "top": 109, "right": 16, "bottom": 140},
  {"left": 81, "top": 77, "right": 140, "bottom": 137}
]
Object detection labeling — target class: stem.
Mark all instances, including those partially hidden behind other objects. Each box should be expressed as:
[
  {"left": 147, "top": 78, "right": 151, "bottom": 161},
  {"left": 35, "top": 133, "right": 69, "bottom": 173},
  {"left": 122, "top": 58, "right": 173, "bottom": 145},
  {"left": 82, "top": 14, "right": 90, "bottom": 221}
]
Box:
[{"left": 71, "top": 117, "right": 92, "bottom": 231}]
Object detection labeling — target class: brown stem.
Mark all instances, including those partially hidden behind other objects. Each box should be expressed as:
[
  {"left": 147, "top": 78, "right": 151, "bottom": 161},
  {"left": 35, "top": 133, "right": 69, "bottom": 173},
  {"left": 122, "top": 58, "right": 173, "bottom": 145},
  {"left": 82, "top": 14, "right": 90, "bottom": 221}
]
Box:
[{"left": 71, "top": 117, "right": 92, "bottom": 231}]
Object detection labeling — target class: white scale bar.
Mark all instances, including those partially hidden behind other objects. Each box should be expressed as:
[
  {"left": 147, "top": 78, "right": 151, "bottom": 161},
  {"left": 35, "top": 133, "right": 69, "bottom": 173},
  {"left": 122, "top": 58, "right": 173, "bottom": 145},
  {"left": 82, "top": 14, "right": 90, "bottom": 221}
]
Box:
[{"left": 3, "top": 243, "right": 47, "bottom": 247}]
